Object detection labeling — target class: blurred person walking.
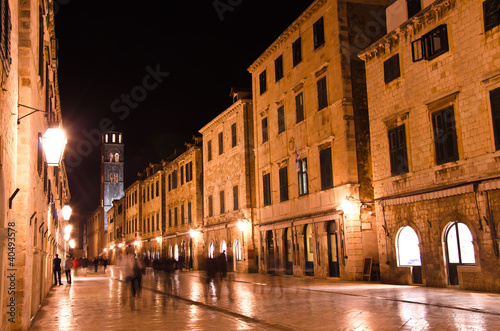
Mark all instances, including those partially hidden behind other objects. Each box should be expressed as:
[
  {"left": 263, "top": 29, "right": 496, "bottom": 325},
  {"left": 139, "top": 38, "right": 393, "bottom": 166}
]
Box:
[
  {"left": 64, "top": 256, "right": 72, "bottom": 285},
  {"left": 53, "top": 254, "right": 62, "bottom": 285}
]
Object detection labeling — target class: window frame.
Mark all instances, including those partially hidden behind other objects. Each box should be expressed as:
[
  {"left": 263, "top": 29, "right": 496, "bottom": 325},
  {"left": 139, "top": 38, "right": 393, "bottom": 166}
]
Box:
[
  {"left": 295, "top": 92, "right": 304, "bottom": 123},
  {"left": 292, "top": 37, "right": 302, "bottom": 66},
  {"left": 218, "top": 132, "right": 224, "bottom": 155},
  {"left": 313, "top": 17, "right": 325, "bottom": 49},
  {"left": 262, "top": 117, "right": 269, "bottom": 143},
  {"left": 219, "top": 190, "right": 225, "bottom": 214},
  {"left": 231, "top": 123, "right": 237, "bottom": 147},
  {"left": 319, "top": 147, "right": 333, "bottom": 190},
  {"left": 317, "top": 76, "right": 328, "bottom": 110},
  {"left": 484, "top": 0, "right": 500, "bottom": 32},
  {"left": 259, "top": 70, "right": 267, "bottom": 94},
  {"left": 263, "top": 173, "right": 271, "bottom": 206},
  {"left": 384, "top": 54, "right": 401, "bottom": 84},
  {"left": 412, "top": 24, "right": 449, "bottom": 62},
  {"left": 279, "top": 166, "right": 289, "bottom": 202},
  {"left": 298, "top": 158, "right": 308, "bottom": 196},
  {"left": 233, "top": 185, "right": 239, "bottom": 211},
  {"left": 275, "top": 55, "right": 283, "bottom": 82},
  {"left": 490, "top": 87, "right": 500, "bottom": 150},
  {"left": 277, "top": 106, "right": 285, "bottom": 134},
  {"left": 432, "top": 106, "right": 459, "bottom": 165},
  {"left": 388, "top": 125, "right": 409, "bottom": 176}
]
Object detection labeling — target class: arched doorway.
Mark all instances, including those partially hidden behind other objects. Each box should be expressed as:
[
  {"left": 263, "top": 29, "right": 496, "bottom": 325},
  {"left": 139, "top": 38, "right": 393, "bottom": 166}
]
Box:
[
  {"left": 233, "top": 239, "right": 241, "bottom": 271},
  {"left": 174, "top": 244, "right": 179, "bottom": 262},
  {"left": 209, "top": 242, "right": 215, "bottom": 258},
  {"left": 266, "top": 230, "right": 275, "bottom": 274},
  {"left": 220, "top": 240, "right": 227, "bottom": 257},
  {"left": 445, "top": 222, "right": 475, "bottom": 285},
  {"left": 327, "top": 221, "right": 340, "bottom": 277},
  {"left": 284, "top": 228, "right": 293, "bottom": 275},
  {"left": 397, "top": 226, "right": 422, "bottom": 284},
  {"left": 304, "top": 224, "right": 314, "bottom": 276},
  {"left": 189, "top": 238, "right": 193, "bottom": 269}
]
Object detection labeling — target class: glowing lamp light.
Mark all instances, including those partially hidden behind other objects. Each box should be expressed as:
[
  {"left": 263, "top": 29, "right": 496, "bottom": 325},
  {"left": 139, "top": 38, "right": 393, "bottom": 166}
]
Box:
[
  {"left": 103, "top": 248, "right": 108, "bottom": 252},
  {"left": 64, "top": 225, "right": 72, "bottom": 241},
  {"left": 190, "top": 229, "right": 201, "bottom": 238},
  {"left": 118, "top": 243, "right": 124, "bottom": 248},
  {"left": 156, "top": 236, "right": 162, "bottom": 243},
  {"left": 238, "top": 220, "right": 248, "bottom": 232},
  {"left": 134, "top": 241, "right": 139, "bottom": 246},
  {"left": 62, "top": 205, "right": 72, "bottom": 221},
  {"left": 68, "top": 239, "right": 75, "bottom": 249},
  {"left": 41, "top": 126, "right": 67, "bottom": 166}
]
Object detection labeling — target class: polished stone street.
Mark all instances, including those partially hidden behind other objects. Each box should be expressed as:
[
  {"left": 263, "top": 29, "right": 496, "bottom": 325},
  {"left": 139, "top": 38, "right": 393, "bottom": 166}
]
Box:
[{"left": 29, "top": 266, "right": 500, "bottom": 330}]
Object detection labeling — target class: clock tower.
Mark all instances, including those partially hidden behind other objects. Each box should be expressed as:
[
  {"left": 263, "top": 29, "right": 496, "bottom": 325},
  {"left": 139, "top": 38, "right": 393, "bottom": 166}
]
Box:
[{"left": 101, "top": 131, "right": 125, "bottom": 232}]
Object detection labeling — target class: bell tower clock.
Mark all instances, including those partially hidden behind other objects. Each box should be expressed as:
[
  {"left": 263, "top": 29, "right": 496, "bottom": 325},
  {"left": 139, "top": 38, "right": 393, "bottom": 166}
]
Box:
[{"left": 101, "top": 131, "right": 125, "bottom": 232}]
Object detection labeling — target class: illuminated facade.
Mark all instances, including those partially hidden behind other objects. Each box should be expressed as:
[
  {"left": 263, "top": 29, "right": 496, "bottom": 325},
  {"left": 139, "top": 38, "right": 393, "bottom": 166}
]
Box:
[{"left": 359, "top": 0, "right": 500, "bottom": 291}]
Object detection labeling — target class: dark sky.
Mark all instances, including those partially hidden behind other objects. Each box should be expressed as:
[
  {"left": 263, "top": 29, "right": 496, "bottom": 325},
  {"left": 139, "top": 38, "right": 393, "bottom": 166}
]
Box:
[{"left": 55, "top": 0, "right": 314, "bottom": 217}]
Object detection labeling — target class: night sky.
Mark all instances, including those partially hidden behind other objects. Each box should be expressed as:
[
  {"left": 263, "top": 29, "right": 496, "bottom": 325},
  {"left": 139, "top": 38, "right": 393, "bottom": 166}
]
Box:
[{"left": 55, "top": 0, "right": 314, "bottom": 217}]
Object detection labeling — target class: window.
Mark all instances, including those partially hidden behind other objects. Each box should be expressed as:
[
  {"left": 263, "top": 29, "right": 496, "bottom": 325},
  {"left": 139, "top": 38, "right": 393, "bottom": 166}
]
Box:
[
  {"left": 234, "top": 239, "right": 241, "bottom": 261},
  {"left": 233, "top": 185, "right": 239, "bottom": 210},
  {"left": 208, "top": 195, "right": 213, "bottom": 217},
  {"left": 484, "top": 0, "right": 500, "bottom": 32},
  {"left": 490, "top": 87, "right": 500, "bottom": 150},
  {"left": 313, "top": 17, "right": 325, "bottom": 49},
  {"left": 188, "top": 202, "right": 192, "bottom": 223},
  {"left": 296, "top": 93, "right": 304, "bottom": 123},
  {"left": 181, "top": 204, "right": 184, "bottom": 225},
  {"left": 397, "top": 226, "right": 421, "bottom": 266},
  {"left": 259, "top": 70, "right": 267, "bottom": 94},
  {"left": 275, "top": 55, "right": 283, "bottom": 82},
  {"left": 292, "top": 37, "right": 302, "bottom": 66},
  {"left": 180, "top": 166, "right": 184, "bottom": 185},
  {"left": 279, "top": 166, "right": 289, "bottom": 202},
  {"left": 37, "top": 133, "right": 43, "bottom": 175},
  {"left": 156, "top": 181, "right": 159, "bottom": 197},
  {"left": 0, "top": 0, "right": 11, "bottom": 74},
  {"left": 38, "top": 6, "right": 44, "bottom": 82},
  {"left": 118, "top": 205, "right": 123, "bottom": 214},
  {"left": 263, "top": 173, "right": 271, "bottom": 206},
  {"left": 320, "top": 147, "right": 333, "bottom": 190},
  {"left": 150, "top": 183, "right": 154, "bottom": 200},
  {"left": 143, "top": 189, "right": 146, "bottom": 203},
  {"left": 298, "top": 158, "right": 308, "bottom": 196},
  {"left": 407, "top": 0, "right": 421, "bottom": 19},
  {"left": 317, "top": 76, "right": 328, "bottom": 110},
  {"left": 412, "top": 25, "right": 449, "bottom": 62},
  {"left": 169, "top": 209, "right": 172, "bottom": 227},
  {"left": 172, "top": 170, "right": 178, "bottom": 189},
  {"left": 186, "top": 161, "right": 193, "bottom": 182},
  {"left": 156, "top": 214, "right": 159, "bottom": 231},
  {"left": 207, "top": 140, "right": 212, "bottom": 161},
  {"left": 278, "top": 106, "right": 285, "bottom": 134},
  {"left": 384, "top": 54, "right": 400, "bottom": 84},
  {"left": 262, "top": 117, "right": 268, "bottom": 143},
  {"left": 147, "top": 217, "right": 150, "bottom": 233},
  {"left": 220, "top": 190, "right": 225, "bottom": 214},
  {"left": 168, "top": 174, "right": 171, "bottom": 191},
  {"left": 174, "top": 207, "right": 178, "bottom": 226},
  {"left": 432, "top": 107, "right": 459, "bottom": 165},
  {"left": 231, "top": 123, "right": 237, "bottom": 147},
  {"left": 388, "top": 125, "right": 409, "bottom": 175},
  {"left": 218, "top": 132, "right": 223, "bottom": 155}
]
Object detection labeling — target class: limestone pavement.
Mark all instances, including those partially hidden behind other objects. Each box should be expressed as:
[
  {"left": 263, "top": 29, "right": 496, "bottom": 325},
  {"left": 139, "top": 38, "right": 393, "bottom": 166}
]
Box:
[{"left": 28, "top": 266, "right": 500, "bottom": 330}]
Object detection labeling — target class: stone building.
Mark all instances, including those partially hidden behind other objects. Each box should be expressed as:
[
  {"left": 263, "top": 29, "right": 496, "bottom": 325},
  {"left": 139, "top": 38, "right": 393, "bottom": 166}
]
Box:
[
  {"left": 199, "top": 88, "right": 257, "bottom": 273},
  {"left": 86, "top": 208, "right": 104, "bottom": 259},
  {"left": 163, "top": 142, "right": 204, "bottom": 270},
  {"left": 0, "top": 0, "right": 72, "bottom": 329},
  {"left": 101, "top": 132, "right": 124, "bottom": 232},
  {"left": 247, "top": 0, "right": 385, "bottom": 279},
  {"left": 359, "top": 0, "right": 500, "bottom": 291},
  {"left": 106, "top": 198, "right": 125, "bottom": 263},
  {"left": 123, "top": 180, "right": 141, "bottom": 254}
]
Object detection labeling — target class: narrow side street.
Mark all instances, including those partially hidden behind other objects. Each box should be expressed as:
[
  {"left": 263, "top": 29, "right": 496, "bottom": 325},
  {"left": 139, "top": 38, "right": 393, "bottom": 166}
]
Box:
[{"left": 29, "top": 266, "right": 500, "bottom": 330}]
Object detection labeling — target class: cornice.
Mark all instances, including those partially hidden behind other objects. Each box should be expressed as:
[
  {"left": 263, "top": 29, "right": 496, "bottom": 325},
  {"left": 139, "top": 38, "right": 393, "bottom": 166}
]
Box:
[
  {"left": 199, "top": 99, "right": 251, "bottom": 134},
  {"left": 358, "top": 0, "right": 454, "bottom": 62},
  {"left": 247, "top": 0, "right": 327, "bottom": 73}
]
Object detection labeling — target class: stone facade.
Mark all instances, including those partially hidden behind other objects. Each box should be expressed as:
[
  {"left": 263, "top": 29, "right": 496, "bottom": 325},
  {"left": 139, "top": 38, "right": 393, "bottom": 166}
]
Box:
[
  {"left": 359, "top": 0, "right": 500, "bottom": 291},
  {"left": 123, "top": 180, "right": 141, "bottom": 253},
  {"left": 0, "top": 0, "right": 72, "bottom": 329},
  {"left": 199, "top": 89, "right": 256, "bottom": 273},
  {"left": 86, "top": 208, "right": 103, "bottom": 259},
  {"left": 247, "top": 0, "right": 383, "bottom": 280}
]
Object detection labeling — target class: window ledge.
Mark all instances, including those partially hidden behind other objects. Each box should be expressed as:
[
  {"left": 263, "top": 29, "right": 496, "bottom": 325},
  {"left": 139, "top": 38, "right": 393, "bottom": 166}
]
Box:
[{"left": 457, "top": 265, "right": 481, "bottom": 273}]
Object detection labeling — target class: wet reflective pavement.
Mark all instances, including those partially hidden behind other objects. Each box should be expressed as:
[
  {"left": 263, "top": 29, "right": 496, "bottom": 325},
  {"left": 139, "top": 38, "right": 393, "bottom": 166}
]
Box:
[{"left": 29, "top": 266, "right": 500, "bottom": 330}]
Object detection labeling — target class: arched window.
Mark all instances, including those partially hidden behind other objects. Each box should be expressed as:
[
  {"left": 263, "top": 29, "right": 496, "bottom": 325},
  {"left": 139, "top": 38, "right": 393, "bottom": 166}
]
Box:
[
  {"left": 114, "top": 153, "right": 120, "bottom": 162},
  {"left": 446, "top": 222, "right": 475, "bottom": 265},
  {"left": 397, "top": 226, "right": 421, "bottom": 266},
  {"left": 209, "top": 242, "right": 215, "bottom": 258},
  {"left": 174, "top": 244, "right": 179, "bottom": 261},
  {"left": 169, "top": 245, "right": 173, "bottom": 258},
  {"left": 234, "top": 239, "right": 241, "bottom": 261},
  {"left": 220, "top": 240, "right": 227, "bottom": 257}
]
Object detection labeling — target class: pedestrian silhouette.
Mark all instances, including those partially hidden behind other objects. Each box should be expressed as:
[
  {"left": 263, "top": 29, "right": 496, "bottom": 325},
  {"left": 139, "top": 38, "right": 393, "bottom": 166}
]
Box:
[
  {"left": 53, "top": 254, "right": 62, "bottom": 285},
  {"left": 63, "top": 256, "right": 72, "bottom": 285}
]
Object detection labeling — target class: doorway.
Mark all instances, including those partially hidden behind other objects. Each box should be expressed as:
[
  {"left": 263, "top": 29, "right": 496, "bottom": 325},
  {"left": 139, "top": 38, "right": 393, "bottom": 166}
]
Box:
[
  {"left": 304, "top": 224, "right": 314, "bottom": 276},
  {"left": 284, "top": 228, "right": 293, "bottom": 275},
  {"left": 266, "top": 230, "right": 275, "bottom": 274},
  {"left": 445, "top": 222, "right": 475, "bottom": 285},
  {"left": 327, "top": 221, "right": 340, "bottom": 277}
]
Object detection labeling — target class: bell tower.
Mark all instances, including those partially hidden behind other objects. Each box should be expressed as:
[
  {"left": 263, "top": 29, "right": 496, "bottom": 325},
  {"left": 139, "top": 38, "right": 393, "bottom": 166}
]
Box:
[{"left": 101, "top": 131, "right": 125, "bottom": 232}]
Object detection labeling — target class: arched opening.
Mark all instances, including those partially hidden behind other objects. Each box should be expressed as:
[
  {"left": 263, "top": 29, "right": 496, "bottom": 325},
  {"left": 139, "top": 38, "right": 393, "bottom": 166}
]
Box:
[
  {"left": 208, "top": 242, "right": 215, "bottom": 259},
  {"left": 266, "top": 230, "right": 275, "bottom": 274},
  {"left": 174, "top": 244, "right": 179, "bottom": 262},
  {"left": 220, "top": 240, "right": 227, "bottom": 257},
  {"left": 304, "top": 224, "right": 314, "bottom": 276},
  {"left": 397, "top": 226, "right": 422, "bottom": 284},
  {"left": 445, "top": 222, "right": 475, "bottom": 285},
  {"left": 327, "top": 221, "right": 340, "bottom": 277},
  {"left": 234, "top": 239, "right": 241, "bottom": 271},
  {"left": 284, "top": 228, "right": 293, "bottom": 275}
]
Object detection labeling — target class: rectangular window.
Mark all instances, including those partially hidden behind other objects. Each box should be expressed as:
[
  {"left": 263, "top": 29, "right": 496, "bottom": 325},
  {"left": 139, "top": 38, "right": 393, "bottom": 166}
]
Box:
[
  {"left": 263, "top": 173, "right": 271, "bottom": 206},
  {"left": 37, "top": 133, "right": 43, "bottom": 175},
  {"left": 208, "top": 195, "right": 213, "bottom": 217},
  {"left": 180, "top": 166, "right": 184, "bottom": 185},
  {"left": 181, "top": 204, "right": 185, "bottom": 225},
  {"left": 168, "top": 174, "right": 171, "bottom": 191},
  {"left": 218, "top": 132, "right": 224, "bottom": 155},
  {"left": 231, "top": 123, "right": 237, "bottom": 147},
  {"left": 317, "top": 76, "right": 328, "bottom": 110},
  {"left": 169, "top": 209, "right": 172, "bottom": 227},
  {"left": 292, "top": 37, "right": 302, "bottom": 66},
  {"left": 38, "top": 6, "right": 44, "bottom": 82},
  {"left": 233, "top": 185, "right": 239, "bottom": 211},
  {"left": 275, "top": 55, "right": 283, "bottom": 82},
  {"left": 278, "top": 106, "right": 285, "bottom": 134},
  {"left": 135, "top": 218, "right": 137, "bottom": 232},
  {"left": 388, "top": 125, "right": 409, "bottom": 175},
  {"left": 156, "top": 181, "right": 159, "bottom": 197},
  {"left": 156, "top": 214, "right": 159, "bottom": 231},
  {"left": 220, "top": 190, "right": 225, "bottom": 214},
  {"left": 490, "top": 87, "right": 500, "bottom": 150},
  {"left": 484, "top": 0, "right": 500, "bottom": 32},
  {"left": 313, "top": 17, "right": 325, "bottom": 49},
  {"left": 259, "top": 70, "right": 267, "bottom": 94},
  {"left": 186, "top": 161, "right": 193, "bottom": 182},
  {"left": 172, "top": 170, "right": 178, "bottom": 189},
  {"left": 0, "top": 0, "right": 12, "bottom": 74},
  {"left": 188, "top": 202, "right": 192, "bottom": 223},
  {"left": 384, "top": 54, "right": 400, "bottom": 84},
  {"left": 320, "top": 147, "right": 333, "bottom": 190},
  {"left": 143, "top": 189, "right": 146, "bottom": 203},
  {"left": 298, "top": 158, "right": 308, "bottom": 196},
  {"left": 432, "top": 107, "right": 459, "bottom": 165},
  {"left": 147, "top": 218, "right": 150, "bottom": 233},
  {"left": 407, "top": 0, "right": 421, "bottom": 19},
  {"left": 279, "top": 166, "right": 289, "bottom": 202},
  {"left": 150, "top": 183, "right": 154, "bottom": 199},
  {"left": 174, "top": 207, "right": 178, "bottom": 226},
  {"left": 207, "top": 140, "right": 212, "bottom": 161},
  {"left": 412, "top": 25, "right": 449, "bottom": 62},
  {"left": 295, "top": 93, "right": 304, "bottom": 123},
  {"left": 262, "top": 117, "right": 268, "bottom": 143}
]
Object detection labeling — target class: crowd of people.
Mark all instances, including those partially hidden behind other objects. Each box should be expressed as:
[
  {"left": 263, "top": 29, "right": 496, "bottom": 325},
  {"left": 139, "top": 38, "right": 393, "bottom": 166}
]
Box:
[{"left": 52, "top": 255, "right": 111, "bottom": 285}]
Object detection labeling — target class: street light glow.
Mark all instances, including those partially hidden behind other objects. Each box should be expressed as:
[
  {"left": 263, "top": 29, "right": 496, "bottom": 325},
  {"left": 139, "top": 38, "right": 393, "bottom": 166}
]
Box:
[
  {"left": 41, "top": 126, "right": 67, "bottom": 166},
  {"left": 62, "top": 205, "right": 72, "bottom": 221}
]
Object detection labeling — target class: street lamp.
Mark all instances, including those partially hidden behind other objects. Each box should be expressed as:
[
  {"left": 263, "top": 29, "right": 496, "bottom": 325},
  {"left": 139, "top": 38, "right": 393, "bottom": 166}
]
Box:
[{"left": 62, "top": 205, "right": 72, "bottom": 221}]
